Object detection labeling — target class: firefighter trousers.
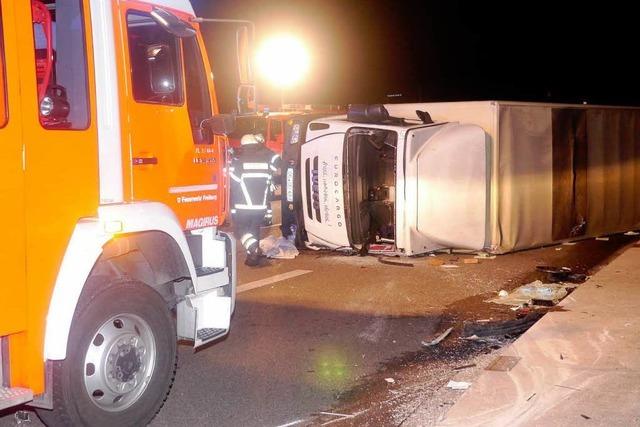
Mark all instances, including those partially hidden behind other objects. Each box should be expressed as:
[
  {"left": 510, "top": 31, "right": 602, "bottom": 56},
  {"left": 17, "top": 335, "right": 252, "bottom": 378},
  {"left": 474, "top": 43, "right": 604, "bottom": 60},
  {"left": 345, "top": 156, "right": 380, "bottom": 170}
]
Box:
[{"left": 233, "top": 210, "right": 266, "bottom": 258}]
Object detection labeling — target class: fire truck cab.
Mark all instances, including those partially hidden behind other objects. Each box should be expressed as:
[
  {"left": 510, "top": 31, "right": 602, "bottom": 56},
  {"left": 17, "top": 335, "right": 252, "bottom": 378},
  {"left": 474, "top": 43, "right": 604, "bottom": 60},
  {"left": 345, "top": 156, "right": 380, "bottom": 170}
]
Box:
[{"left": 0, "top": 1, "right": 236, "bottom": 425}]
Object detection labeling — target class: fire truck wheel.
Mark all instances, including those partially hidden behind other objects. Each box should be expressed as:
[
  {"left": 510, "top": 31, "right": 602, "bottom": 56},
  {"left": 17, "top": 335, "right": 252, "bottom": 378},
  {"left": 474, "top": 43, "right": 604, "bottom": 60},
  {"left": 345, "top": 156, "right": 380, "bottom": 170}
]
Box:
[{"left": 37, "top": 281, "right": 177, "bottom": 427}]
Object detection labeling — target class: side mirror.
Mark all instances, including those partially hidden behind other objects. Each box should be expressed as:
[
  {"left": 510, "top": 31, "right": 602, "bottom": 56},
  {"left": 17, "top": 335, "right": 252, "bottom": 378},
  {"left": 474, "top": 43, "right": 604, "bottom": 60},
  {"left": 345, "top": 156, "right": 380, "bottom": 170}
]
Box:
[
  {"left": 150, "top": 8, "right": 196, "bottom": 38},
  {"left": 201, "top": 114, "right": 236, "bottom": 137}
]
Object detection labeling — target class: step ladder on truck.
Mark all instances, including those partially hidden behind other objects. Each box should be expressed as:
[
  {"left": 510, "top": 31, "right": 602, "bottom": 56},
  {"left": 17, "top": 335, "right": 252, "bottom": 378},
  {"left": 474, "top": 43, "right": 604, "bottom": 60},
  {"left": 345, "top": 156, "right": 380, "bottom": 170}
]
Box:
[{"left": 0, "top": 0, "right": 237, "bottom": 425}]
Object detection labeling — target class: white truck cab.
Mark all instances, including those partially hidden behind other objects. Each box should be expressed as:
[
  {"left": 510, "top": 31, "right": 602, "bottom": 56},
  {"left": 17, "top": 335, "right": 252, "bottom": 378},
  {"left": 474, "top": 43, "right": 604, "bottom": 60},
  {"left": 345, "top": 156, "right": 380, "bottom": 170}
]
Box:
[{"left": 297, "top": 105, "right": 487, "bottom": 255}]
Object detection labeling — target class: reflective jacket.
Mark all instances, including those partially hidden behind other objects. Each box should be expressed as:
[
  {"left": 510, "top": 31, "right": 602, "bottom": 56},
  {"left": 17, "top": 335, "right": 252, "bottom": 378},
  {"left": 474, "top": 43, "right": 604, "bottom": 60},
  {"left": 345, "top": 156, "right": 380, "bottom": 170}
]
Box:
[{"left": 229, "top": 144, "right": 281, "bottom": 212}]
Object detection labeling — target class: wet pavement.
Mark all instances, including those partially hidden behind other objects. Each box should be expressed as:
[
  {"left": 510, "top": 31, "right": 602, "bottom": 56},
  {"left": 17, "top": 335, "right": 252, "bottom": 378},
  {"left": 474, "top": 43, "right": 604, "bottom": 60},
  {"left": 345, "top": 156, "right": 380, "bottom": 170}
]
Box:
[{"left": 0, "top": 230, "right": 636, "bottom": 426}]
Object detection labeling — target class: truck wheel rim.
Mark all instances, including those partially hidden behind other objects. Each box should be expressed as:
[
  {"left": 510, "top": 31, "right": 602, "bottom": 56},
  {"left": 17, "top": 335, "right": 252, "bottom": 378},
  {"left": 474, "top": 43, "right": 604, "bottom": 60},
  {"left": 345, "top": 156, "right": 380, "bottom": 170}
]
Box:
[{"left": 83, "top": 313, "right": 157, "bottom": 412}]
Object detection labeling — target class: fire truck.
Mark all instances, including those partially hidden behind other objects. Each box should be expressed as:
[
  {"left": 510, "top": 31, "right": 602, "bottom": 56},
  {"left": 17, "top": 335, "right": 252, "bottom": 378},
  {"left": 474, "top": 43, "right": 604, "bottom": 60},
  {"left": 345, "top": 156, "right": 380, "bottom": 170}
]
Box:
[{"left": 0, "top": 0, "right": 236, "bottom": 425}]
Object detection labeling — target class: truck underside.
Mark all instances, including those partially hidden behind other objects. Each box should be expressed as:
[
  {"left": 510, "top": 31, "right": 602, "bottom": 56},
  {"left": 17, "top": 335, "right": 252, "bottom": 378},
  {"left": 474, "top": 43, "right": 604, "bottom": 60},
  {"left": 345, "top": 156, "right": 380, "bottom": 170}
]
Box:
[{"left": 344, "top": 128, "right": 397, "bottom": 248}]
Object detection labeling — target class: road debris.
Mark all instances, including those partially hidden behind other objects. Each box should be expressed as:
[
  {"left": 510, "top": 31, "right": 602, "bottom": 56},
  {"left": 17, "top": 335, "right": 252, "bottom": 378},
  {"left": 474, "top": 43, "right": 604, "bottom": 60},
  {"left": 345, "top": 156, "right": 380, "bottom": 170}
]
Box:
[
  {"left": 555, "top": 247, "right": 563, "bottom": 251},
  {"left": 378, "top": 257, "right": 414, "bottom": 267},
  {"left": 384, "top": 378, "right": 396, "bottom": 384},
  {"left": 259, "top": 235, "right": 299, "bottom": 259},
  {"left": 428, "top": 258, "right": 445, "bottom": 266},
  {"left": 441, "top": 264, "right": 459, "bottom": 269},
  {"left": 446, "top": 380, "right": 471, "bottom": 390},
  {"left": 526, "top": 393, "right": 536, "bottom": 401},
  {"left": 463, "top": 313, "right": 543, "bottom": 338},
  {"left": 488, "top": 280, "right": 570, "bottom": 307},
  {"left": 453, "top": 363, "right": 476, "bottom": 371},
  {"left": 581, "top": 414, "right": 591, "bottom": 420},
  {"left": 624, "top": 231, "right": 639, "bottom": 236},
  {"left": 536, "top": 266, "right": 587, "bottom": 283},
  {"left": 464, "top": 258, "right": 479, "bottom": 264},
  {"left": 595, "top": 236, "right": 610, "bottom": 241},
  {"left": 562, "top": 241, "right": 577, "bottom": 245},
  {"left": 474, "top": 252, "right": 496, "bottom": 260},
  {"left": 498, "top": 290, "right": 509, "bottom": 298},
  {"left": 421, "top": 327, "right": 453, "bottom": 347}
]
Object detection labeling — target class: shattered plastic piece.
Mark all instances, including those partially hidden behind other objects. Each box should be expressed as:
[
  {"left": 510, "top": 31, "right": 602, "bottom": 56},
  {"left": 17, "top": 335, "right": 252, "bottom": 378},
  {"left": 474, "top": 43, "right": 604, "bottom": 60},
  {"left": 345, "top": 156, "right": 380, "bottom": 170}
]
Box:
[
  {"left": 474, "top": 252, "right": 496, "bottom": 260},
  {"left": 625, "top": 231, "right": 640, "bottom": 236},
  {"left": 378, "top": 257, "right": 414, "bottom": 267},
  {"left": 498, "top": 290, "right": 509, "bottom": 298},
  {"left": 446, "top": 380, "right": 471, "bottom": 390},
  {"left": 555, "top": 247, "right": 563, "bottom": 251},
  {"left": 488, "top": 280, "right": 569, "bottom": 306},
  {"left": 595, "top": 236, "right": 610, "bottom": 241},
  {"left": 421, "top": 327, "right": 453, "bottom": 347},
  {"left": 259, "top": 235, "right": 299, "bottom": 259},
  {"left": 385, "top": 378, "right": 395, "bottom": 384}
]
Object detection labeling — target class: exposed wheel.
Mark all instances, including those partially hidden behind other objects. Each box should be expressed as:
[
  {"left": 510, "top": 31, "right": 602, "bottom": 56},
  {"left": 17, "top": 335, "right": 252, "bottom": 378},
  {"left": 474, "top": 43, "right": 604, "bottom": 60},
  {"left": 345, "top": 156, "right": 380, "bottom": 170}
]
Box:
[{"left": 37, "top": 281, "right": 177, "bottom": 427}]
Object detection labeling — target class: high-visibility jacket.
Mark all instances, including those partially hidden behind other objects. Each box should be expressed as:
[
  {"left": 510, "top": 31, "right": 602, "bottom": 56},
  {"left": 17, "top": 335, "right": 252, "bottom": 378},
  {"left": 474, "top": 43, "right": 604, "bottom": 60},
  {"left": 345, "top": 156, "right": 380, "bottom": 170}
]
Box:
[{"left": 229, "top": 144, "right": 281, "bottom": 213}]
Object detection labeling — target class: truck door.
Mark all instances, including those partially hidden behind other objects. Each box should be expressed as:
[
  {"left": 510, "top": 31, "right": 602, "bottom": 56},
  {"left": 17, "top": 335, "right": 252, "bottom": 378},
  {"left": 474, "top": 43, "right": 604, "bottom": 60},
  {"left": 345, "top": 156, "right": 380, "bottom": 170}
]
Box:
[
  {"left": 120, "top": 4, "right": 225, "bottom": 229},
  {"left": 0, "top": 1, "right": 27, "bottom": 337}
]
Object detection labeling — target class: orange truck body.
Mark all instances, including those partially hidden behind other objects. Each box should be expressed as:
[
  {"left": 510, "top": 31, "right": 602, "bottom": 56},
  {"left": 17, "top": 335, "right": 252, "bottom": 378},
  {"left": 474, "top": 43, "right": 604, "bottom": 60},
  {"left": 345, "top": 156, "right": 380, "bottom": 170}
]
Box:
[{"left": 0, "top": 0, "right": 235, "bottom": 416}]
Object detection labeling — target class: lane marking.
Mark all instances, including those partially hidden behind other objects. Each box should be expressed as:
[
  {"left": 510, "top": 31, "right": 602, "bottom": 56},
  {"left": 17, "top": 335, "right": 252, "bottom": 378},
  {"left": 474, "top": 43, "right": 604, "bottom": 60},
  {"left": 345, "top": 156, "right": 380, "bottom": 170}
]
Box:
[
  {"left": 237, "top": 269, "right": 312, "bottom": 294},
  {"left": 275, "top": 419, "right": 307, "bottom": 427}
]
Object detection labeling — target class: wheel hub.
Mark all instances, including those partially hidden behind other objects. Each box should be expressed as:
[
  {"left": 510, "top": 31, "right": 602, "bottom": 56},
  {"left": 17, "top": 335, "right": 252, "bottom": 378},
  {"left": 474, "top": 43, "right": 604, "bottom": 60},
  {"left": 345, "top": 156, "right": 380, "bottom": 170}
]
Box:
[{"left": 83, "top": 314, "right": 157, "bottom": 412}]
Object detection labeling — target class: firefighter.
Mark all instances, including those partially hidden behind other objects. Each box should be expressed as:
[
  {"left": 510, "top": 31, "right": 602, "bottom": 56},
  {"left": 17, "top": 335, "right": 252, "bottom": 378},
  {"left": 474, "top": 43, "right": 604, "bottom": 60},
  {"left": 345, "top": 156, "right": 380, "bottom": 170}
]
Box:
[{"left": 229, "top": 133, "right": 281, "bottom": 266}]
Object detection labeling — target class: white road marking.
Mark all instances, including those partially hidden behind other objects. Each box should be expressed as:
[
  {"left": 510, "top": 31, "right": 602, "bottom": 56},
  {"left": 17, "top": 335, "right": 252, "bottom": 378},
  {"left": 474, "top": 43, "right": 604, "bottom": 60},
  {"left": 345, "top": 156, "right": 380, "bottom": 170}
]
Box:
[
  {"left": 237, "top": 270, "right": 312, "bottom": 294},
  {"left": 274, "top": 419, "right": 307, "bottom": 427}
]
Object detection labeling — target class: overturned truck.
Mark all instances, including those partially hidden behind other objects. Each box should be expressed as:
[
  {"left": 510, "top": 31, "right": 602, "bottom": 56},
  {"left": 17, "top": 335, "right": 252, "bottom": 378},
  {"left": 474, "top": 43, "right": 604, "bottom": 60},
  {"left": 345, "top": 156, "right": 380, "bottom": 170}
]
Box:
[{"left": 281, "top": 101, "right": 640, "bottom": 255}]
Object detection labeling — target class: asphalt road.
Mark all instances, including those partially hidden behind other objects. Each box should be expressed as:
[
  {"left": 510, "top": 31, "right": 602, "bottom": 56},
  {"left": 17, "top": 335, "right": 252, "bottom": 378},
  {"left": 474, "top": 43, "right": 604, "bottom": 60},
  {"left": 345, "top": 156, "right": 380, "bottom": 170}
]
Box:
[{"left": 1, "top": 225, "right": 634, "bottom": 426}]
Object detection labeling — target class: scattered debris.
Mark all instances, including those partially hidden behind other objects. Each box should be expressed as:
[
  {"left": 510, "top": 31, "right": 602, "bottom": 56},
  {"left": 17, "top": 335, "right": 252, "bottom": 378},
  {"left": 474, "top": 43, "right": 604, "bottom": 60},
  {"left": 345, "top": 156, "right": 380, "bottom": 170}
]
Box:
[
  {"left": 562, "top": 241, "right": 577, "bottom": 246},
  {"left": 526, "top": 393, "right": 536, "bottom": 401},
  {"left": 463, "top": 258, "right": 479, "bottom": 264},
  {"left": 441, "top": 264, "right": 460, "bottom": 269},
  {"left": 453, "top": 363, "right": 476, "bottom": 371},
  {"left": 421, "top": 327, "right": 453, "bottom": 347},
  {"left": 581, "top": 414, "right": 591, "bottom": 420},
  {"left": 488, "top": 280, "right": 570, "bottom": 307},
  {"left": 595, "top": 236, "right": 610, "bottom": 241},
  {"left": 555, "top": 247, "right": 563, "bottom": 251},
  {"left": 428, "top": 258, "right": 445, "bottom": 266},
  {"left": 536, "top": 265, "right": 588, "bottom": 283},
  {"left": 463, "top": 313, "right": 543, "bottom": 338},
  {"left": 259, "top": 235, "right": 299, "bottom": 259},
  {"left": 378, "top": 257, "right": 414, "bottom": 267},
  {"left": 14, "top": 411, "right": 30, "bottom": 425},
  {"left": 498, "top": 290, "right": 509, "bottom": 298},
  {"left": 560, "top": 353, "right": 564, "bottom": 360},
  {"left": 385, "top": 378, "right": 396, "bottom": 384},
  {"left": 446, "top": 380, "right": 471, "bottom": 390},
  {"left": 485, "top": 355, "right": 521, "bottom": 372},
  {"left": 474, "top": 252, "right": 496, "bottom": 260},
  {"left": 624, "top": 231, "right": 639, "bottom": 236}
]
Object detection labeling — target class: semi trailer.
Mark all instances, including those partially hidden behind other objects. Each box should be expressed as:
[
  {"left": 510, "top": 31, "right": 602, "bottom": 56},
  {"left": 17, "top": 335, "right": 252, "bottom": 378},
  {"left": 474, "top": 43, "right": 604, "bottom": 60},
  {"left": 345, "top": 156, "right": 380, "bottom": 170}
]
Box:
[{"left": 283, "top": 101, "right": 640, "bottom": 255}]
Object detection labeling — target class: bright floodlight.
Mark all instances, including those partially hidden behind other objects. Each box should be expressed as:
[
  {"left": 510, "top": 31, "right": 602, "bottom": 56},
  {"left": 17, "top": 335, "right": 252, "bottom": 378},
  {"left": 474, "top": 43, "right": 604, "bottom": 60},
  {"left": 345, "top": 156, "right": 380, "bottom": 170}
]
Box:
[{"left": 256, "top": 35, "right": 310, "bottom": 88}]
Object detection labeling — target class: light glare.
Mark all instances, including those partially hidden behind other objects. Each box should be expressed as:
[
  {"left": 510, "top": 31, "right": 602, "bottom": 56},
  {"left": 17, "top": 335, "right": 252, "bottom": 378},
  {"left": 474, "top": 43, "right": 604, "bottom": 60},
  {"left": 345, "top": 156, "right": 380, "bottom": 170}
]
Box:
[{"left": 256, "top": 35, "right": 310, "bottom": 88}]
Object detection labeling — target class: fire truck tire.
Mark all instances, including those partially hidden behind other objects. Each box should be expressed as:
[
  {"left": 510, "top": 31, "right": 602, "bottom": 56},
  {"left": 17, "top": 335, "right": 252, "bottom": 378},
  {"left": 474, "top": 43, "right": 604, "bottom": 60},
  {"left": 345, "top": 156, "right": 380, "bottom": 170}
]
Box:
[{"left": 36, "top": 281, "right": 177, "bottom": 427}]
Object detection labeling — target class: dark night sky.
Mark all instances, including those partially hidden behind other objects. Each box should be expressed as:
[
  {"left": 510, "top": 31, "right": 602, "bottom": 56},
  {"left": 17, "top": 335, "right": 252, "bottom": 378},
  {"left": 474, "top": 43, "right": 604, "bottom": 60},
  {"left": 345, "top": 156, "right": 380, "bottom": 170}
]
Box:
[{"left": 192, "top": 0, "right": 638, "bottom": 113}]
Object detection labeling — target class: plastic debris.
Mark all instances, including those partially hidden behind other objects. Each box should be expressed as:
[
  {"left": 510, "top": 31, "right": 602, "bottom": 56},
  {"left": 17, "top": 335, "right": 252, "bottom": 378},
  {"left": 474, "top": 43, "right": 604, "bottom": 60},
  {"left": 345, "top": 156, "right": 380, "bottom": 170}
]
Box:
[
  {"left": 536, "top": 266, "right": 588, "bottom": 283},
  {"left": 446, "top": 380, "right": 471, "bottom": 390},
  {"left": 625, "top": 231, "right": 639, "bottom": 236},
  {"left": 421, "top": 327, "right": 453, "bottom": 347},
  {"left": 498, "top": 290, "right": 509, "bottom": 298},
  {"left": 441, "top": 264, "right": 459, "bottom": 269},
  {"left": 378, "top": 257, "right": 414, "bottom": 267},
  {"left": 488, "top": 280, "right": 570, "bottom": 307},
  {"left": 385, "top": 378, "right": 395, "bottom": 384},
  {"left": 555, "top": 247, "right": 563, "bottom": 251},
  {"left": 259, "top": 235, "right": 299, "bottom": 259},
  {"left": 474, "top": 252, "right": 496, "bottom": 260},
  {"left": 562, "top": 241, "right": 577, "bottom": 246},
  {"left": 595, "top": 236, "right": 610, "bottom": 241},
  {"left": 463, "top": 313, "right": 543, "bottom": 338},
  {"left": 428, "top": 258, "right": 445, "bottom": 266}
]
